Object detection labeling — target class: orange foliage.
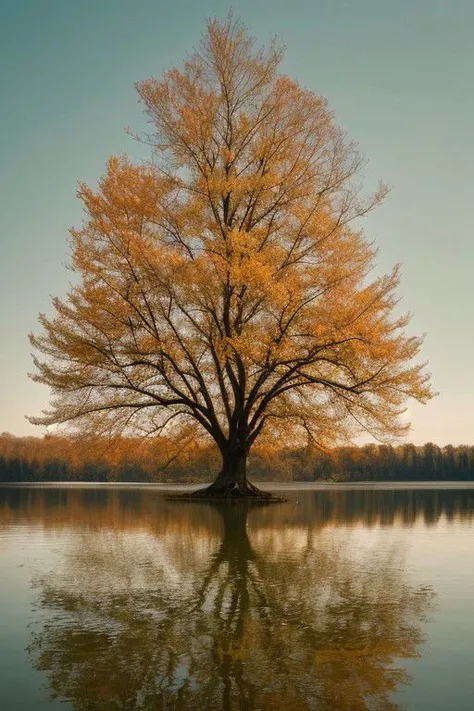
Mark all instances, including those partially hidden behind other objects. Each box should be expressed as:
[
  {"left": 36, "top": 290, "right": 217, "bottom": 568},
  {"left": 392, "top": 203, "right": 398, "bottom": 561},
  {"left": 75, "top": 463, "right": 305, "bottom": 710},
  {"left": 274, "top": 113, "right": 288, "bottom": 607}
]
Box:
[{"left": 29, "top": 17, "right": 434, "bottom": 468}]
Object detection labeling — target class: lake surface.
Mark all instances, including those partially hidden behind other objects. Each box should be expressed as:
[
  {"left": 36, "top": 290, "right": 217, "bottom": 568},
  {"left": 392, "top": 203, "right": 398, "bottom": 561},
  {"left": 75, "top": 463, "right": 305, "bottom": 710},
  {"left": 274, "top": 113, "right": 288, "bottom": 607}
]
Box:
[{"left": 1, "top": 484, "right": 474, "bottom": 710}]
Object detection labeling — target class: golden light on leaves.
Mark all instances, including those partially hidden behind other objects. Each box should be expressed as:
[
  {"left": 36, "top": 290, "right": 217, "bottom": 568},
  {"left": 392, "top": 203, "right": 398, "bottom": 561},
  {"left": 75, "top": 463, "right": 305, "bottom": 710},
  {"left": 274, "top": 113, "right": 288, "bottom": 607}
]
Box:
[{"left": 29, "top": 16, "right": 434, "bottom": 490}]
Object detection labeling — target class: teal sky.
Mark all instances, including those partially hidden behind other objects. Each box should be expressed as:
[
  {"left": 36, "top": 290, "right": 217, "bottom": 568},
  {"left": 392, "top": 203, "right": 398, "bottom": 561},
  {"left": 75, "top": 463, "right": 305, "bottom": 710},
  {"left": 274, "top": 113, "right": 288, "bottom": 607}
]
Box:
[{"left": 1, "top": 0, "right": 473, "bottom": 444}]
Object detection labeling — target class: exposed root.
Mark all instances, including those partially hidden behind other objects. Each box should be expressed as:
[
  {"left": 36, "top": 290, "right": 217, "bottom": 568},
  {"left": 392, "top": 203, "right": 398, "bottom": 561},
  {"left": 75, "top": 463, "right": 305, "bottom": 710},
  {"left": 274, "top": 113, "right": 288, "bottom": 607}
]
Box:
[
  {"left": 191, "top": 479, "right": 271, "bottom": 499},
  {"left": 167, "top": 478, "right": 285, "bottom": 502}
]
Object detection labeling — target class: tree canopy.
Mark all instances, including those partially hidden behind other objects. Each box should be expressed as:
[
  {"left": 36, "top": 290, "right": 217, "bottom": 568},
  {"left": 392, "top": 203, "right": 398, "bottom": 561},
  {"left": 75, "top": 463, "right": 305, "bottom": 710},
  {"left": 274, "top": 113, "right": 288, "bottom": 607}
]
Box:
[{"left": 30, "top": 17, "right": 434, "bottom": 495}]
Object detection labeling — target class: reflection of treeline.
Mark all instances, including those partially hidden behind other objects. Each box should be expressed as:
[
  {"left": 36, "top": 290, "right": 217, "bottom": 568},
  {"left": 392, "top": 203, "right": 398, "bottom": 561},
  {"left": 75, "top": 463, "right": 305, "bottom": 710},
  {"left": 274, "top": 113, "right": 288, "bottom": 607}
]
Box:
[
  {"left": 24, "top": 497, "right": 435, "bottom": 711},
  {"left": 1, "top": 487, "right": 474, "bottom": 531},
  {"left": 1, "top": 433, "right": 474, "bottom": 482}
]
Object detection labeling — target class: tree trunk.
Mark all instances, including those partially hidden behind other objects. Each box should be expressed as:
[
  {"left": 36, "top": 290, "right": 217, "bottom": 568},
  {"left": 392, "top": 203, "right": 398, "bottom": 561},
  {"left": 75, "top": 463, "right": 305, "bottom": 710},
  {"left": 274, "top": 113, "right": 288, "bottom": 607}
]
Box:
[
  {"left": 214, "top": 448, "right": 248, "bottom": 488},
  {"left": 192, "top": 445, "right": 270, "bottom": 499}
]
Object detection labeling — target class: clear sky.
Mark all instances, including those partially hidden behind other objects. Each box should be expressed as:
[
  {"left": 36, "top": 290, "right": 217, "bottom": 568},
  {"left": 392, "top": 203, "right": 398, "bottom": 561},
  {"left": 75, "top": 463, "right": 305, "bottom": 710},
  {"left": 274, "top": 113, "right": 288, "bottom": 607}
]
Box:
[{"left": 1, "top": 0, "right": 473, "bottom": 444}]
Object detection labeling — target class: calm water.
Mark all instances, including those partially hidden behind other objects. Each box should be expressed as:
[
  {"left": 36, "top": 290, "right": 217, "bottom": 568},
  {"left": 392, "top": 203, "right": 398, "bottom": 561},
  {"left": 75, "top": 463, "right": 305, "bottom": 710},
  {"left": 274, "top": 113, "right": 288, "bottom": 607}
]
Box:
[{"left": 1, "top": 484, "right": 474, "bottom": 710}]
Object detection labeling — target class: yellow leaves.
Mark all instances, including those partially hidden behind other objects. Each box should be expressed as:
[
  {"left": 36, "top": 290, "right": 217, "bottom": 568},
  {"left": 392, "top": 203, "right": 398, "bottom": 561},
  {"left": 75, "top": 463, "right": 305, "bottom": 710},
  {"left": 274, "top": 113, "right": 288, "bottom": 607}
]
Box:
[{"left": 29, "top": 16, "right": 434, "bottom": 445}]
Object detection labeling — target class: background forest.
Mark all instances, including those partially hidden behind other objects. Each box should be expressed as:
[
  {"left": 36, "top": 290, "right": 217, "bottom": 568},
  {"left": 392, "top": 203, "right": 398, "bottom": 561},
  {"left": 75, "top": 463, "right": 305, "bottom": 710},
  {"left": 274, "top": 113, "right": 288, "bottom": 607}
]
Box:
[{"left": 0, "top": 433, "right": 472, "bottom": 483}]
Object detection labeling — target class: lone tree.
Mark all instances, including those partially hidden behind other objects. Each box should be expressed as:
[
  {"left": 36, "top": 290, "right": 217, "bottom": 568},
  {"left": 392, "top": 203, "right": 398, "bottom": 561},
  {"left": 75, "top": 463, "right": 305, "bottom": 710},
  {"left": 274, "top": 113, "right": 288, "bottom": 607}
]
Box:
[{"left": 30, "top": 17, "right": 433, "bottom": 497}]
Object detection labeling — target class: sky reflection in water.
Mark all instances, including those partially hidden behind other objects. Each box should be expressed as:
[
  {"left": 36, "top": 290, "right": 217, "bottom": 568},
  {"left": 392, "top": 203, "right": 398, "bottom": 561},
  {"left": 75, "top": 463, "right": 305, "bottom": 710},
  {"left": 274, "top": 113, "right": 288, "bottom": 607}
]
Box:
[{"left": 2, "top": 487, "right": 474, "bottom": 710}]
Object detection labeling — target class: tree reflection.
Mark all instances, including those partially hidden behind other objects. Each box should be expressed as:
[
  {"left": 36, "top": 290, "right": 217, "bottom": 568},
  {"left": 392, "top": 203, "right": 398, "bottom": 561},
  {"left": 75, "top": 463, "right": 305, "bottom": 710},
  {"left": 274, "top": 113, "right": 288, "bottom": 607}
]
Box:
[{"left": 28, "top": 500, "right": 433, "bottom": 710}]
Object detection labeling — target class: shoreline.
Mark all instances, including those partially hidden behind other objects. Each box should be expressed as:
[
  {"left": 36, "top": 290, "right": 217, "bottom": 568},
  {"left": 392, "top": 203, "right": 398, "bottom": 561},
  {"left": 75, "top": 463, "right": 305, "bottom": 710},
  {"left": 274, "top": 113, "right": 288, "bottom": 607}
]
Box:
[{"left": 2, "top": 480, "right": 474, "bottom": 490}]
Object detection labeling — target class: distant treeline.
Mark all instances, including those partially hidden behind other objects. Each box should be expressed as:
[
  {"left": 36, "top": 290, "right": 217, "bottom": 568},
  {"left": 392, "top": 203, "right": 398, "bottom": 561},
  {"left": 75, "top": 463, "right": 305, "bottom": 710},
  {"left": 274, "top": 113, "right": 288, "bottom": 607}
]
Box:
[{"left": 1, "top": 433, "right": 474, "bottom": 483}]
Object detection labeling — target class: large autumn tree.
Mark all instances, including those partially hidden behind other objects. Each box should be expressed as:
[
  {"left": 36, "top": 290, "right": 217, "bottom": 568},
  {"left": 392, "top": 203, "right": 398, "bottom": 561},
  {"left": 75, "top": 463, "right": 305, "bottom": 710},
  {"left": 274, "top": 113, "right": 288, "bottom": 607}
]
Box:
[{"left": 30, "top": 17, "right": 433, "bottom": 497}]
